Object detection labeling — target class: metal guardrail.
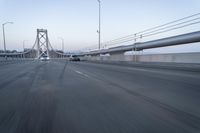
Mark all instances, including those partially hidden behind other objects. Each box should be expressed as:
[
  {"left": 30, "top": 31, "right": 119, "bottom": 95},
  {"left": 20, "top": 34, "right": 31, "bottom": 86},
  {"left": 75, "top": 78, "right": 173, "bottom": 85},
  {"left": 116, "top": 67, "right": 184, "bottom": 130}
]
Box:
[{"left": 79, "top": 31, "right": 200, "bottom": 56}]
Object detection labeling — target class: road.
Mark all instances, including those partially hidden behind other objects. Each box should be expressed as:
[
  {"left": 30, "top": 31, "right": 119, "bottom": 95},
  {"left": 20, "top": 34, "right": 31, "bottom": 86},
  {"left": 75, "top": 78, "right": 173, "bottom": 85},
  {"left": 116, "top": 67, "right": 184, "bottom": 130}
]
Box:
[{"left": 0, "top": 60, "right": 200, "bottom": 133}]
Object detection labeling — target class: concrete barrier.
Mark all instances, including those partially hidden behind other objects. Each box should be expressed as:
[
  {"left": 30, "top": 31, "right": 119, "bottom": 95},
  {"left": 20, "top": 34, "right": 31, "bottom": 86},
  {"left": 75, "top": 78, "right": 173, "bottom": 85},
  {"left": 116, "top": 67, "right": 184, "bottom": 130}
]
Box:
[
  {"left": 81, "top": 52, "right": 200, "bottom": 64},
  {"left": 137, "top": 52, "right": 200, "bottom": 63}
]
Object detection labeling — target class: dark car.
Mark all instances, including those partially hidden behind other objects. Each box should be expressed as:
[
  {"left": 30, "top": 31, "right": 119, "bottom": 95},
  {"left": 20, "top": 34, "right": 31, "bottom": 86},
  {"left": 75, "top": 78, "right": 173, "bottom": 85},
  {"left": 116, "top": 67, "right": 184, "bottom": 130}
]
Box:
[{"left": 69, "top": 55, "right": 80, "bottom": 61}]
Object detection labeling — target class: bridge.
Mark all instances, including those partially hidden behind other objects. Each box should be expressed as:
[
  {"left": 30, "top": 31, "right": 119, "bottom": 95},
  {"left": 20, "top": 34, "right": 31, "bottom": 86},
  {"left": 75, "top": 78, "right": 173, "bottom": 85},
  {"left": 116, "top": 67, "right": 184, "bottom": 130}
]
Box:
[
  {"left": 0, "top": 20, "right": 200, "bottom": 133},
  {"left": 0, "top": 29, "right": 67, "bottom": 59}
]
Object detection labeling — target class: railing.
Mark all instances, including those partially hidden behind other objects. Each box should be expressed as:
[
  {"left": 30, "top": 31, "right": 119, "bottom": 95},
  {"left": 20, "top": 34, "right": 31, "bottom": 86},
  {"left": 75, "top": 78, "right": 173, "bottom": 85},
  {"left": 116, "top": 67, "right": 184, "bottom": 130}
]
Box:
[
  {"left": 79, "top": 31, "right": 200, "bottom": 56},
  {"left": 79, "top": 13, "right": 200, "bottom": 53}
]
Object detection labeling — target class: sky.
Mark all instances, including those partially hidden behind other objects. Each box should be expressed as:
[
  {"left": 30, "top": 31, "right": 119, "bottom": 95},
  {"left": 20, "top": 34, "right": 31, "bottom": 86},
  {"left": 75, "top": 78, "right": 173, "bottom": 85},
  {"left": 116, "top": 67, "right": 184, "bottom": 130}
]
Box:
[{"left": 0, "top": 0, "right": 200, "bottom": 53}]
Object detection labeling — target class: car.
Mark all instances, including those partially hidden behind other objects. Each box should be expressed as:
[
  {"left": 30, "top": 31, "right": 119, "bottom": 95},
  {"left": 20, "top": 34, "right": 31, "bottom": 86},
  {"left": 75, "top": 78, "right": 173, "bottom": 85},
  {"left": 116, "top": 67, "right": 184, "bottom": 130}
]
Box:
[
  {"left": 69, "top": 55, "right": 80, "bottom": 61},
  {"left": 40, "top": 55, "right": 50, "bottom": 61}
]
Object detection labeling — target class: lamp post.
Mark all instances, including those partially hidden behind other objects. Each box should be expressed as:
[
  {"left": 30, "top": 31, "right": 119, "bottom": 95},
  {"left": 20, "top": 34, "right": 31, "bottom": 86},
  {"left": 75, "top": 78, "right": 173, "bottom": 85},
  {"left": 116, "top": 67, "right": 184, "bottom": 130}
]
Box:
[
  {"left": 23, "top": 40, "right": 28, "bottom": 58},
  {"left": 23, "top": 40, "right": 28, "bottom": 51},
  {"left": 97, "top": 0, "right": 101, "bottom": 51},
  {"left": 58, "top": 37, "right": 64, "bottom": 58},
  {"left": 2, "top": 22, "right": 13, "bottom": 53}
]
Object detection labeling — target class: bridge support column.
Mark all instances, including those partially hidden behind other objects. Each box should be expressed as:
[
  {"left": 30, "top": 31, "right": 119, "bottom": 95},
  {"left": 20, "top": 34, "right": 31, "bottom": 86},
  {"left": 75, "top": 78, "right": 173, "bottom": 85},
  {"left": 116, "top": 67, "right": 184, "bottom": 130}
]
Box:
[{"left": 36, "top": 29, "right": 50, "bottom": 59}]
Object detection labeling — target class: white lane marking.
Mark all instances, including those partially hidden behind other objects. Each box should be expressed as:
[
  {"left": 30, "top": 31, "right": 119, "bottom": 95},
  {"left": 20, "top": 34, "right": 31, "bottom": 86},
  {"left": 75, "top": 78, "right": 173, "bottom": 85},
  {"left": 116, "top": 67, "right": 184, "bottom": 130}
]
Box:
[
  {"left": 75, "top": 70, "right": 90, "bottom": 78},
  {"left": 126, "top": 67, "right": 197, "bottom": 78}
]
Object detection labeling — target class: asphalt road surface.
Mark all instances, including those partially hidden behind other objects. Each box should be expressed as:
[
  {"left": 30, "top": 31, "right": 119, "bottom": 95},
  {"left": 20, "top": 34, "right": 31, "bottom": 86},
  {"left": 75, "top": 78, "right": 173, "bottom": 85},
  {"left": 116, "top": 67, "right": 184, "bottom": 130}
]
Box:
[{"left": 0, "top": 60, "right": 200, "bottom": 133}]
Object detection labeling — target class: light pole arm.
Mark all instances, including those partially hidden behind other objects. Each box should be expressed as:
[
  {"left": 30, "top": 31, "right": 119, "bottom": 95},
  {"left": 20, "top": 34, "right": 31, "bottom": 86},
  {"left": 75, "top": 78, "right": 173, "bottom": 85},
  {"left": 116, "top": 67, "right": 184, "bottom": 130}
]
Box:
[{"left": 3, "top": 22, "right": 13, "bottom": 26}]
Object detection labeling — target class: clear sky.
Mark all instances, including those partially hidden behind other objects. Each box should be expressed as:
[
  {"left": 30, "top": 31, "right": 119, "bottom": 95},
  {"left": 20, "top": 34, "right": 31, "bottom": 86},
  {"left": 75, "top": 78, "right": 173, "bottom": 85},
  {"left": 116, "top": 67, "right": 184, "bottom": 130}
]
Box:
[{"left": 0, "top": 0, "right": 200, "bottom": 53}]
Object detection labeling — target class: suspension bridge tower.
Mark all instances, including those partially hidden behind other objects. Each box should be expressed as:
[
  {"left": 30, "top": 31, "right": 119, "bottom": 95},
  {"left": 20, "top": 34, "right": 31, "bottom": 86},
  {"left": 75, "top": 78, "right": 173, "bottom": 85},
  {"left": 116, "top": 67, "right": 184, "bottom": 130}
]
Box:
[{"left": 36, "top": 29, "right": 50, "bottom": 59}]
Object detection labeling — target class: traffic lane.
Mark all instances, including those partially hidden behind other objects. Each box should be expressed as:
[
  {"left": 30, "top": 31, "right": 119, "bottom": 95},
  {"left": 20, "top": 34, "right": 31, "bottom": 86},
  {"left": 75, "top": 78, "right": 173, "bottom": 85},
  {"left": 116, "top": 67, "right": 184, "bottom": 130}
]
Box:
[
  {"left": 0, "top": 59, "right": 32, "bottom": 67},
  {"left": 0, "top": 60, "right": 199, "bottom": 133},
  {"left": 0, "top": 60, "right": 38, "bottom": 78},
  {"left": 0, "top": 60, "right": 146, "bottom": 133},
  {"left": 0, "top": 61, "right": 82, "bottom": 133},
  {"left": 51, "top": 61, "right": 197, "bottom": 133},
  {"left": 68, "top": 61, "right": 200, "bottom": 85},
  {"left": 0, "top": 59, "right": 33, "bottom": 70},
  {"left": 0, "top": 61, "right": 48, "bottom": 132},
  {"left": 0, "top": 61, "right": 45, "bottom": 90},
  {"left": 67, "top": 61, "right": 200, "bottom": 118},
  {"left": 0, "top": 61, "right": 64, "bottom": 133},
  {"left": 14, "top": 61, "right": 61, "bottom": 133}
]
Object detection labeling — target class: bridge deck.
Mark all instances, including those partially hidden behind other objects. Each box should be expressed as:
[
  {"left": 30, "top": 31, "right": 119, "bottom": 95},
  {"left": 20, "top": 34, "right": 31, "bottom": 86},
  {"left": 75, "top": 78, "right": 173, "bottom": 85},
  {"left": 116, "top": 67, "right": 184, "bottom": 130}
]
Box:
[{"left": 0, "top": 60, "right": 200, "bottom": 133}]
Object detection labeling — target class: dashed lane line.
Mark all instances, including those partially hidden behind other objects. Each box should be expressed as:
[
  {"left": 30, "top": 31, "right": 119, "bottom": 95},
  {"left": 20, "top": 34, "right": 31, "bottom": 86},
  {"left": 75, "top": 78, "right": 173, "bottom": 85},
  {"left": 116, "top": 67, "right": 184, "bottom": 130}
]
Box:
[{"left": 74, "top": 70, "right": 90, "bottom": 78}]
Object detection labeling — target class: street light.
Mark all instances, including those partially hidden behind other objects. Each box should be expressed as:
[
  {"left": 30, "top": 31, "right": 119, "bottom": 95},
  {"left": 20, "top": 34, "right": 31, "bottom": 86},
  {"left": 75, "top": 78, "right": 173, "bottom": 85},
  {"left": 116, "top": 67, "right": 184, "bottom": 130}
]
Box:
[
  {"left": 23, "top": 40, "right": 28, "bottom": 51},
  {"left": 58, "top": 37, "right": 64, "bottom": 58},
  {"left": 2, "top": 22, "right": 13, "bottom": 53},
  {"left": 97, "top": 0, "right": 101, "bottom": 50},
  {"left": 22, "top": 40, "right": 28, "bottom": 58}
]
